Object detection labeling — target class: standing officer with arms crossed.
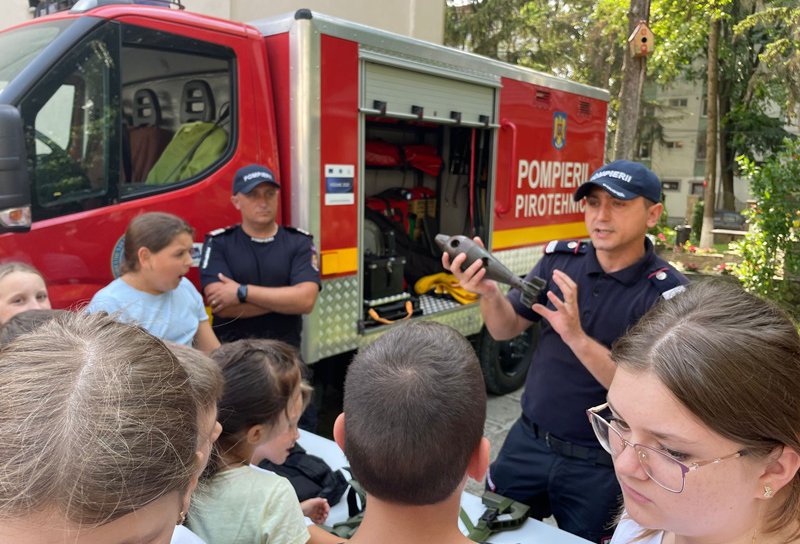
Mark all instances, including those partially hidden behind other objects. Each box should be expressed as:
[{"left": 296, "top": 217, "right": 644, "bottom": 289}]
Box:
[
  {"left": 444, "top": 160, "right": 687, "bottom": 543},
  {"left": 200, "top": 164, "right": 321, "bottom": 349}
]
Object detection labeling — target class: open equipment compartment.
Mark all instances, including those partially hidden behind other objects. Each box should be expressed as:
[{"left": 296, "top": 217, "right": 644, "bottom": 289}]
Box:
[{"left": 360, "top": 110, "right": 495, "bottom": 328}]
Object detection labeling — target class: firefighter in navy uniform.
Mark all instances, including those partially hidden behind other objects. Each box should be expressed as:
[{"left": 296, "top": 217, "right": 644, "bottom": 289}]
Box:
[
  {"left": 444, "top": 160, "right": 688, "bottom": 543},
  {"left": 200, "top": 164, "right": 321, "bottom": 349}
]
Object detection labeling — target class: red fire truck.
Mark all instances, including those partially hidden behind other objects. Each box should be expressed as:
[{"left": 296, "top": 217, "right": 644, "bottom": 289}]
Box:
[{"left": 0, "top": 1, "right": 608, "bottom": 393}]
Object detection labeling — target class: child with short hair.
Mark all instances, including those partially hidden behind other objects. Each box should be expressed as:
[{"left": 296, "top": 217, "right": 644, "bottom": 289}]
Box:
[
  {"left": 188, "top": 339, "right": 340, "bottom": 544},
  {"left": 333, "top": 321, "right": 489, "bottom": 544}
]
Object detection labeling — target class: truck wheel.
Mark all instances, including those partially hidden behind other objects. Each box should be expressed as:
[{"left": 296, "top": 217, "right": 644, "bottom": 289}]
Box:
[{"left": 478, "top": 323, "right": 539, "bottom": 395}]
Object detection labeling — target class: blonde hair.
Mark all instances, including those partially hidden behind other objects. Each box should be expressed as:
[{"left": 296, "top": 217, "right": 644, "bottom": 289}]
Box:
[
  {"left": 612, "top": 281, "right": 800, "bottom": 539},
  {"left": 168, "top": 342, "right": 224, "bottom": 411},
  {"left": 0, "top": 312, "right": 198, "bottom": 526},
  {"left": 0, "top": 261, "right": 44, "bottom": 283}
]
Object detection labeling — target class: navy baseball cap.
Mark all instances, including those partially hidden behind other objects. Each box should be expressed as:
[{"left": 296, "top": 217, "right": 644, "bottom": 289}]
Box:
[
  {"left": 573, "top": 160, "right": 661, "bottom": 203},
  {"left": 232, "top": 164, "right": 279, "bottom": 195}
]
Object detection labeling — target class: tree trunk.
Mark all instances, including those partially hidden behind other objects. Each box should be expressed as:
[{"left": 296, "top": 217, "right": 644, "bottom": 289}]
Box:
[
  {"left": 718, "top": 93, "right": 736, "bottom": 211},
  {"left": 612, "top": 0, "right": 650, "bottom": 160},
  {"left": 700, "top": 16, "right": 720, "bottom": 249}
]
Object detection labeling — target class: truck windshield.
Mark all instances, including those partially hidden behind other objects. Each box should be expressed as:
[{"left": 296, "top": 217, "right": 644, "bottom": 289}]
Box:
[{"left": 0, "top": 19, "right": 74, "bottom": 95}]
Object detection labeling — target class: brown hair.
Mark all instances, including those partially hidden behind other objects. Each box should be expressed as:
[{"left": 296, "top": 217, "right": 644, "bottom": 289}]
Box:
[
  {"left": 122, "top": 212, "right": 194, "bottom": 273},
  {"left": 168, "top": 342, "right": 224, "bottom": 411},
  {"left": 0, "top": 308, "right": 68, "bottom": 346},
  {"left": 612, "top": 280, "right": 800, "bottom": 538},
  {"left": 0, "top": 261, "right": 44, "bottom": 283},
  {"left": 207, "top": 339, "right": 305, "bottom": 477},
  {"left": 343, "top": 321, "right": 486, "bottom": 505},
  {"left": 0, "top": 311, "right": 198, "bottom": 526}
]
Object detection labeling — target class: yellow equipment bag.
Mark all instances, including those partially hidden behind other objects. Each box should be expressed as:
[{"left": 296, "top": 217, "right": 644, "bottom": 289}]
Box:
[{"left": 414, "top": 272, "right": 479, "bottom": 305}]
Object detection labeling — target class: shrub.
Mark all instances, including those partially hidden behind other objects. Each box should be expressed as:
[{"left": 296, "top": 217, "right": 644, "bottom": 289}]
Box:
[
  {"left": 690, "top": 198, "right": 704, "bottom": 245},
  {"left": 733, "top": 138, "right": 800, "bottom": 317}
]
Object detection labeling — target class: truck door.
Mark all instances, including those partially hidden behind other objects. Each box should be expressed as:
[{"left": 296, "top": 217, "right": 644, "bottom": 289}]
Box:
[
  {"left": 359, "top": 60, "right": 498, "bottom": 325},
  {"left": 3, "top": 17, "right": 247, "bottom": 307},
  {"left": 21, "top": 21, "right": 121, "bottom": 221}
]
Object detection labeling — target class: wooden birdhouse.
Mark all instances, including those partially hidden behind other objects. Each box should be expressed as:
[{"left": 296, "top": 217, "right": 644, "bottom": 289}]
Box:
[{"left": 628, "top": 21, "right": 655, "bottom": 58}]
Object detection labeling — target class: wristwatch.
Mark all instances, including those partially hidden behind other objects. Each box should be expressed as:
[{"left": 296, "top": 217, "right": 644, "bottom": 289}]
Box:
[{"left": 237, "top": 284, "right": 248, "bottom": 303}]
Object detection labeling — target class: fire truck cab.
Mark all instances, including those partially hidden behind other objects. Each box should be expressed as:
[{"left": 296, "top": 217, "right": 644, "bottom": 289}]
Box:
[{"left": 0, "top": 3, "right": 608, "bottom": 393}]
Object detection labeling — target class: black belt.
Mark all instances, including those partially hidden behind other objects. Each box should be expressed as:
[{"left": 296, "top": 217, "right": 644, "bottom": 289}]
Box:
[{"left": 522, "top": 414, "right": 613, "bottom": 468}]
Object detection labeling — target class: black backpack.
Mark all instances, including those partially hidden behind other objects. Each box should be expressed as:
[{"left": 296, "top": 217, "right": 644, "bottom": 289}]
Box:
[{"left": 258, "top": 444, "right": 348, "bottom": 504}]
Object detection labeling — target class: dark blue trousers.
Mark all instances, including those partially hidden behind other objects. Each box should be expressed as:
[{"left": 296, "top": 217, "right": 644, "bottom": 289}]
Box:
[{"left": 487, "top": 417, "right": 620, "bottom": 543}]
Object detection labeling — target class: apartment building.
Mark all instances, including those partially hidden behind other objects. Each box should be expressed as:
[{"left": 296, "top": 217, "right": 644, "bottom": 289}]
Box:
[{"left": 638, "top": 79, "right": 756, "bottom": 224}]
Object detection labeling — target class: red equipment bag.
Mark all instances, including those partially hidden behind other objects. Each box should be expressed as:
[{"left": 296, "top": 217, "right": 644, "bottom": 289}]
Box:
[
  {"left": 365, "top": 140, "right": 402, "bottom": 167},
  {"left": 403, "top": 144, "right": 442, "bottom": 176}
]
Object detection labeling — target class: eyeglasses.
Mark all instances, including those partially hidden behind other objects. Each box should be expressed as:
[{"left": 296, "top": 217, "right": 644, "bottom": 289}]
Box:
[{"left": 586, "top": 403, "right": 745, "bottom": 493}]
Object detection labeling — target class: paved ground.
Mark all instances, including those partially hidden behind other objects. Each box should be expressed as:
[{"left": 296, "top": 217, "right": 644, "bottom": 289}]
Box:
[{"left": 465, "top": 386, "right": 523, "bottom": 495}]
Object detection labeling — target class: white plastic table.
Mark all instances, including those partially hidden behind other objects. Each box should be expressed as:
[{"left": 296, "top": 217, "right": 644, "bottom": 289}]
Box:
[{"left": 298, "top": 430, "right": 592, "bottom": 544}]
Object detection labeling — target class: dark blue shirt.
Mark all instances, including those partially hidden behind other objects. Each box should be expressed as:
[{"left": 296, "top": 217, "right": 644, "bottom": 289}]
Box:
[
  {"left": 508, "top": 239, "right": 687, "bottom": 446},
  {"left": 200, "top": 225, "right": 321, "bottom": 348}
]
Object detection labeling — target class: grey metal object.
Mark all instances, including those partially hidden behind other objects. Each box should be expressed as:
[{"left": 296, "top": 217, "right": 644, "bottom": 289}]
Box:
[
  {"left": 436, "top": 234, "right": 546, "bottom": 307},
  {"left": 288, "top": 16, "right": 320, "bottom": 237},
  {"left": 306, "top": 275, "right": 360, "bottom": 362},
  {"left": 291, "top": 16, "right": 324, "bottom": 365},
  {"left": 362, "top": 61, "right": 496, "bottom": 127}
]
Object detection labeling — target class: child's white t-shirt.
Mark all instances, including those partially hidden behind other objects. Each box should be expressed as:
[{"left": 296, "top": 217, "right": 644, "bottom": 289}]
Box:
[
  {"left": 611, "top": 515, "right": 664, "bottom": 544},
  {"left": 171, "top": 525, "right": 206, "bottom": 544}
]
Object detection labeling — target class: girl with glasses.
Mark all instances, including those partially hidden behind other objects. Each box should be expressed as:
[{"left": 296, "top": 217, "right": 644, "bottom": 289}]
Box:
[{"left": 592, "top": 280, "right": 800, "bottom": 544}]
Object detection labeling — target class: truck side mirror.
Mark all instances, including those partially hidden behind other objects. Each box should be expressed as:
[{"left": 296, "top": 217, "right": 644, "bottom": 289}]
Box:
[{"left": 0, "top": 105, "right": 31, "bottom": 232}]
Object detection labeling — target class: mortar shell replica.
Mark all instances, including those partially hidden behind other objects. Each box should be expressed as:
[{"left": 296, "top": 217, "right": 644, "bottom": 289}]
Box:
[{"left": 435, "top": 234, "right": 547, "bottom": 307}]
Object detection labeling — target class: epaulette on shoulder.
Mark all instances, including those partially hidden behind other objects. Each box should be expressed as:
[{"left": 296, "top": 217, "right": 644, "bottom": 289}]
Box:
[
  {"left": 647, "top": 266, "right": 686, "bottom": 299},
  {"left": 285, "top": 226, "right": 314, "bottom": 238},
  {"left": 205, "top": 225, "right": 238, "bottom": 238},
  {"left": 544, "top": 240, "right": 588, "bottom": 255}
]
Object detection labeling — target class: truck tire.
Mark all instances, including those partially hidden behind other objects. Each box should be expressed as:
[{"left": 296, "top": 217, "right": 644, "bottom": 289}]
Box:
[{"left": 478, "top": 323, "right": 539, "bottom": 395}]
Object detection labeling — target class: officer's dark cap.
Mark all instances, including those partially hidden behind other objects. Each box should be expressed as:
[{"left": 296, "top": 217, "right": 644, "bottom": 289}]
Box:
[
  {"left": 232, "top": 164, "right": 279, "bottom": 195},
  {"left": 574, "top": 160, "right": 661, "bottom": 203}
]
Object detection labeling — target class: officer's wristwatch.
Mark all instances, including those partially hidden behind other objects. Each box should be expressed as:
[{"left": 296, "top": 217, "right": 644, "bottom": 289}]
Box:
[{"left": 237, "top": 284, "right": 248, "bottom": 303}]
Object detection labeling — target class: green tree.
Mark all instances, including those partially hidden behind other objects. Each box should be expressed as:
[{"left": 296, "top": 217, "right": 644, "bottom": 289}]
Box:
[
  {"left": 445, "top": 0, "right": 799, "bottom": 181},
  {"left": 734, "top": 139, "right": 800, "bottom": 316},
  {"left": 651, "top": 0, "right": 797, "bottom": 211}
]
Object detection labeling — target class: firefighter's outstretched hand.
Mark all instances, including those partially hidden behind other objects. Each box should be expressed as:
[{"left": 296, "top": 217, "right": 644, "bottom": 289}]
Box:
[
  {"left": 442, "top": 237, "right": 500, "bottom": 297},
  {"left": 532, "top": 269, "right": 585, "bottom": 346},
  {"left": 300, "top": 497, "right": 330, "bottom": 524},
  {"left": 205, "top": 273, "right": 240, "bottom": 312}
]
